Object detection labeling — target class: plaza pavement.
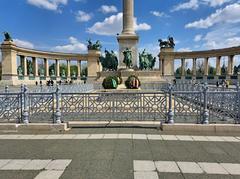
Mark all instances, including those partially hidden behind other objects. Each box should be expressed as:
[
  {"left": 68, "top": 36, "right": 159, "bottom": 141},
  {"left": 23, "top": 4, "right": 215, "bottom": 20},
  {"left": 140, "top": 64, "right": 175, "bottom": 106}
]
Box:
[{"left": 0, "top": 128, "right": 240, "bottom": 179}]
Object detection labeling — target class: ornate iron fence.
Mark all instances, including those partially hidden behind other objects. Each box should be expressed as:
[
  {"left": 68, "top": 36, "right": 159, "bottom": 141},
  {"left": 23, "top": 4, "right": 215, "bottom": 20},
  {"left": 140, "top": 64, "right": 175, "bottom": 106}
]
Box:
[{"left": 0, "top": 83, "right": 239, "bottom": 124}]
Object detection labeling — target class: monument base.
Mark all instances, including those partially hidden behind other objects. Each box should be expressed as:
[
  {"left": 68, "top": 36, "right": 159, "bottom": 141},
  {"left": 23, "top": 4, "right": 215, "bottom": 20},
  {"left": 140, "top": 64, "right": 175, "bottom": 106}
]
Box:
[{"left": 97, "top": 70, "right": 168, "bottom": 83}]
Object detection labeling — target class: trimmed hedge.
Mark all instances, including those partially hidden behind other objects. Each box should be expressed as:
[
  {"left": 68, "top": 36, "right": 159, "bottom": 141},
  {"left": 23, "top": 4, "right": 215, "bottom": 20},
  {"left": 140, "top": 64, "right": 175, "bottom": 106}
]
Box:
[
  {"left": 125, "top": 75, "right": 141, "bottom": 89},
  {"left": 102, "top": 76, "right": 118, "bottom": 89}
]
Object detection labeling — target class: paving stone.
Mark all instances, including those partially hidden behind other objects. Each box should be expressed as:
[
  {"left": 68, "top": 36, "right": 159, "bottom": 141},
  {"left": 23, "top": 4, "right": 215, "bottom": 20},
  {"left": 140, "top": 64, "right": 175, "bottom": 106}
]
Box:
[
  {"left": 191, "top": 136, "right": 209, "bottom": 141},
  {"left": 103, "top": 134, "right": 118, "bottom": 139},
  {"left": 22, "top": 160, "right": 51, "bottom": 170},
  {"left": 133, "top": 134, "right": 147, "bottom": 140},
  {"left": 73, "top": 134, "right": 90, "bottom": 139},
  {"left": 60, "top": 135, "right": 77, "bottom": 139},
  {"left": 34, "top": 170, "right": 64, "bottom": 179},
  {"left": 45, "top": 160, "right": 72, "bottom": 170},
  {"left": 45, "top": 135, "right": 63, "bottom": 139},
  {"left": 0, "top": 135, "right": 20, "bottom": 139},
  {"left": 0, "top": 160, "right": 10, "bottom": 168},
  {"left": 161, "top": 135, "right": 178, "bottom": 141},
  {"left": 134, "top": 160, "right": 156, "bottom": 171},
  {"left": 177, "top": 162, "right": 203, "bottom": 174},
  {"left": 221, "top": 137, "right": 240, "bottom": 142},
  {"left": 18, "top": 135, "right": 36, "bottom": 139},
  {"left": 220, "top": 163, "right": 240, "bottom": 175},
  {"left": 1, "top": 160, "right": 31, "bottom": 170},
  {"left": 88, "top": 134, "right": 104, "bottom": 139},
  {"left": 198, "top": 162, "right": 228, "bottom": 174},
  {"left": 30, "top": 135, "right": 48, "bottom": 139},
  {"left": 155, "top": 161, "right": 180, "bottom": 173},
  {"left": 134, "top": 172, "right": 159, "bottom": 179},
  {"left": 147, "top": 135, "right": 162, "bottom": 140},
  {"left": 176, "top": 135, "right": 194, "bottom": 141},
  {"left": 206, "top": 136, "right": 225, "bottom": 142},
  {"left": 118, "top": 134, "right": 132, "bottom": 139}
]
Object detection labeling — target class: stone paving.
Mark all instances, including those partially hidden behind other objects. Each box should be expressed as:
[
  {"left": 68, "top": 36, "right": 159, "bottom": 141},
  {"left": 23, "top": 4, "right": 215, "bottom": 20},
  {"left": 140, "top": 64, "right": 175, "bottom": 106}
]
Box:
[{"left": 0, "top": 128, "right": 239, "bottom": 179}]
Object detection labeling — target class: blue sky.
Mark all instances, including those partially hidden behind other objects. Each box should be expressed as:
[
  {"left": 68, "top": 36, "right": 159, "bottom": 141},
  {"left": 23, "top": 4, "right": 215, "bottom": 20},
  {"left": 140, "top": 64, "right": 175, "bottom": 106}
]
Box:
[{"left": 0, "top": 0, "right": 240, "bottom": 62}]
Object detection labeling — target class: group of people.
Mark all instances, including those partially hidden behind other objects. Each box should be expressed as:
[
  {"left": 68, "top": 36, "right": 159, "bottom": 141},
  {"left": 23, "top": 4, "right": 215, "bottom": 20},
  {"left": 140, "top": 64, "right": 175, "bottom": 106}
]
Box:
[
  {"left": 35, "top": 79, "right": 87, "bottom": 86},
  {"left": 216, "top": 80, "right": 230, "bottom": 88}
]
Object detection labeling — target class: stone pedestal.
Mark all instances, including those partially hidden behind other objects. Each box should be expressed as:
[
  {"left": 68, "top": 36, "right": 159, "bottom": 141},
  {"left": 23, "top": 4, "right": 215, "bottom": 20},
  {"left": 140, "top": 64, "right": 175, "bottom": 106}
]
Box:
[
  {"left": 117, "top": 35, "right": 139, "bottom": 69},
  {"left": 0, "top": 41, "right": 18, "bottom": 84},
  {"left": 87, "top": 50, "right": 101, "bottom": 81},
  {"left": 159, "top": 47, "right": 174, "bottom": 77}
]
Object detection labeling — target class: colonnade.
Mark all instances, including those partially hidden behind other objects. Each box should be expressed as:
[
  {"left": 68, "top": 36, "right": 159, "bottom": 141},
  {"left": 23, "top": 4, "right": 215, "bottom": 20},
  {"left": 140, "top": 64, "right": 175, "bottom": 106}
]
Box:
[
  {"left": 0, "top": 40, "right": 101, "bottom": 85},
  {"left": 159, "top": 46, "right": 240, "bottom": 79}
]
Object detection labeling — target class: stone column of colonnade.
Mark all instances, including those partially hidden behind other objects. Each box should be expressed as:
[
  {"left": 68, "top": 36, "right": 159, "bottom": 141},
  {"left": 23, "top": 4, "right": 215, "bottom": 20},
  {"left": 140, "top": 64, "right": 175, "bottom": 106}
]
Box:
[
  {"left": 204, "top": 57, "right": 209, "bottom": 79},
  {"left": 227, "top": 55, "right": 234, "bottom": 76},
  {"left": 77, "top": 61, "right": 81, "bottom": 79},
  {"left": 216, "top": 56, "right": 221, "bottom": 76},
  {"left": 181, "top": 58, "right": 185, "bottom": 79},
  {"left": 67, "top": 60, "right": 71, "bottom": 78},
  {"left": 56, "top": 60, "right": 60, "bottom": 78},
  {"left": 192, "top": 58, "right": 197, "bottom": 78}
]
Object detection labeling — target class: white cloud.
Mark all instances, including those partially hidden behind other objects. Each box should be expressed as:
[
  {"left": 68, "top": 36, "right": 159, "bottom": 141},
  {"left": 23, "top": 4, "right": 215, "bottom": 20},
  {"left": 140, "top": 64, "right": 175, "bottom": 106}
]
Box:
[
  {"left": 177, "top": 47, "right": 192, "bottom": 52},
  {"left": 87, "top": 13, "right": 151, "bottom": 36},
  {"left": 201, "top": 0, "right": 232, "bottom": 7},
  {"left": 150, "top": 11, "right": 165, "bottom": 17},
  {"left": 202, "top": 24, "right": 240, "bottom": 49},
  {"left": 99, "top": 5, "right": 118, "bottom": 14},
  {"left": 53, "top": 37, "right": 87, "bottom": 53},
  {"left": 13, "top": 39, "right": 34, "bottom": 49},
  {"left": 185, "top": 3, "right": 240, "bottom": 28},
  {"left": 194, "top": 34, "right": 202, "bottom": 42},
  {"left": 75, "top": 10, "right": 92, "bottom": 22},
  {"left": 171, "top": 0, "right": 199, "bottom": 12},
  {"left": 27, "top": 0, "right": 67, "bottom": 11}
]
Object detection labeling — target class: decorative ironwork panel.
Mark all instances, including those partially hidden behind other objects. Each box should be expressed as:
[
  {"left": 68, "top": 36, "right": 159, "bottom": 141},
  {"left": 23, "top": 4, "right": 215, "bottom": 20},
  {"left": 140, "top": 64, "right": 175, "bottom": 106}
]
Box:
[
  {"left": 61, "top": 94, "right": 86, "bottom": 121},
  {"left": 28, "top": 93, "right": 54, "bottom": 123},
  {"left": 173, "top": 92, "right": 202, "bottom": 123},
  {"left": 142, "top": 93, "right": 167, "bottom": 120},
  {"left": 207, "top": 92, "right": 238, "bottom": 123},
  {"left": 0, "top": 93, "right": 21, "bottom": 123}
]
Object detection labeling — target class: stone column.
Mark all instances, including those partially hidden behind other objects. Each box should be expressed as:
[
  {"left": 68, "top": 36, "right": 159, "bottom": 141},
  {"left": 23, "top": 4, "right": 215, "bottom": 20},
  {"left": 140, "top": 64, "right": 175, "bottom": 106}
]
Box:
[
  {"left": 44, "top": 58, "right": 49, "bottom": 77},
  {"left": 67, "top": 60, "right": 71, "bottom": 78},
  {"left": 77, "top": 60, "right": 81, "bottom": 79},
  {"left": 192, "top": 58, "right": 197, "bottom": 78},
  {"left": 122, "top": 0, "right": 135, "bottom": 35},
  {"left": 227, "top": 55, "right": 234, "bottom": 76},
  {"left": 56, "top": 60, "right": 60, "bottom": 77},
  {"left": 24, "top": 57, "right": 28, "bottom": 76},
  {"left": 33, "top": 57, "right": 38, "bottom": 77},
  {"left": 117, "top": 0, "right": 139, "bottom": 69},
  {"left": 216, "top": 56, "right": 221, "bottom": 76},
  {"left": 204, "top": 57, "right": 209, "bottom": 76},
  {"left": 181, "top": 58, "right": 185, "bottom": 78}
]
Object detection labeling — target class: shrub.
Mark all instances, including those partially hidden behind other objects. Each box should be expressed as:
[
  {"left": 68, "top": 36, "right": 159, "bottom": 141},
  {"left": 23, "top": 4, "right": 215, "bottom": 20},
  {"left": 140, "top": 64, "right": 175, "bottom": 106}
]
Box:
[
  {"left": 125, "top": 75, "right": 141, "bottom": 89},
  {"left": 102, "top": 76, "right": 118, "bottom": 89},
  {"left": 112, "top": 75, "right": 122, "bottom": 85}
]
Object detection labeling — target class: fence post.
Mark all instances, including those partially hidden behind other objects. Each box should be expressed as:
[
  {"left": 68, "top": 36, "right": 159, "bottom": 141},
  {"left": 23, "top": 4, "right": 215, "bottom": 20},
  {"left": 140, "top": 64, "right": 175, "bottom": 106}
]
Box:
[
  {"left": 23, "top": 85, "right": 29, "bottom": 124},
  {"left": 236, "top": 82, "right": 240, "bottom": 124},
  {"left": 202, "top": 82, "right": 209, "bottom": 124},
  {"left": 167, "top": 83, "right": 174, "bottom": 124},
  {"left": 55, "top": 85, "right": 61, "bottom": 124}
]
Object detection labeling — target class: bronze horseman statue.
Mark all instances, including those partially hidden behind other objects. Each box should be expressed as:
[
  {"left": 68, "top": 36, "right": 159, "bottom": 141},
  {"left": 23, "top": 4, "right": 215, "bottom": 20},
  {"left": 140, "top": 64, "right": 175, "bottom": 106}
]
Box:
[{"left": 158, "top": 36, "right": 175, "bottom": 48}]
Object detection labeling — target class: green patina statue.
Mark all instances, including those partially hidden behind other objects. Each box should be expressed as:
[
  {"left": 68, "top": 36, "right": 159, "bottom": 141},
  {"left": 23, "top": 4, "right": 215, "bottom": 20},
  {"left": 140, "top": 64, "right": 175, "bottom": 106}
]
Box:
[
  {"left": 61, "top": 69, "right": 66, "bottom": 78},
  {"left": 100, "top": 50, "right": 118, "bottom": 71},
  {"left": 3, "top": 32, "right": 13, "bottom": 41},
  {"left": 158, "top": 36, "right": 175, "bottom": 49},
  {"left": 123, "top": 48, "right": 132, "bottom": 69},
  {"left": 87, "top": 39, "right": 102, "bottom": 51},
  {"left": 139, "top": 49, "right": 156, "bottom": 70},
  {"left": 17, "top": 66, "right": 23, "bottom": 76},
  {"left": 50, "top": 69, "right": 55, "bottom": 76},
  {"left": 39, "top": 67, "right": 45, "bottom": 76}
]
